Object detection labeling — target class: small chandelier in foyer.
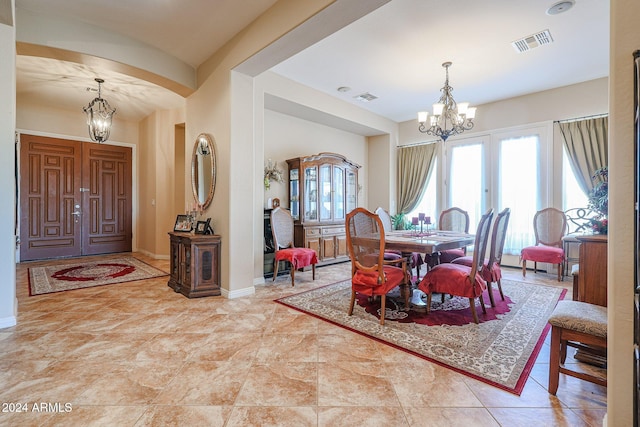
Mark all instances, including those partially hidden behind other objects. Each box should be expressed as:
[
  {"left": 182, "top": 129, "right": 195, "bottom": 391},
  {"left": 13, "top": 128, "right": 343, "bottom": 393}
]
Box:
[
  {"left": 418, "top": 62, "right": 476, "bottom": 142},
  {"left": 83, "top": 78, "right": 116, "bottom": 143}
]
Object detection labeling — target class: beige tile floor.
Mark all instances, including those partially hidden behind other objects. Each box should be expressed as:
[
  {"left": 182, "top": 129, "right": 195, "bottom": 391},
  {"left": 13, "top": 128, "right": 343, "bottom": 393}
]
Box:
[{"left": 0, "top": 254, "right": 606, "bottom": 426}]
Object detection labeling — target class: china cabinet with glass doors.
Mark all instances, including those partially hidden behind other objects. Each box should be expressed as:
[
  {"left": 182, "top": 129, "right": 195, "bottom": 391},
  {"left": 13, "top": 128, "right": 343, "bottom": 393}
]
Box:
[{"left": 286, "top": 153, "right": 360, "bottom": 265}]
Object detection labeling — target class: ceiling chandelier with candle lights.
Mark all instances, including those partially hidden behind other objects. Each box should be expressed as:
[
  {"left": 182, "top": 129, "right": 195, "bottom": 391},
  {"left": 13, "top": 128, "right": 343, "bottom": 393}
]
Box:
[
  {"left": 418, "top": 62, "right": 476, "bottom": 142},
  {"left": 83, "top": 78, "right": 116, "bottom": 143}
]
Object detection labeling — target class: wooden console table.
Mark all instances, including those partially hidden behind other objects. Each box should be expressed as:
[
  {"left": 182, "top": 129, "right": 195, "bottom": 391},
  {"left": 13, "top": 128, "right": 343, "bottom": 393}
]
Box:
[
  {"left": 575, "top": 234, "right": 608, "bottom": 307},
  {"left": 168, "top": 232, "right": 221, "bottom": 298}
]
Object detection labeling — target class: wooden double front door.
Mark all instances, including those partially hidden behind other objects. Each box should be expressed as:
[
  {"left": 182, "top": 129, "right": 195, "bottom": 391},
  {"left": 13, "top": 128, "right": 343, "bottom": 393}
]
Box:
[{"left": 19, "top": 134, "right": 132, "bottom": 261}]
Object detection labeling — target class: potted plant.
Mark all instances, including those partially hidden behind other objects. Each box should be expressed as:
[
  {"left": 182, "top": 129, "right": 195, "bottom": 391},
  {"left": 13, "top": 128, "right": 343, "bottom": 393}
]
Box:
[
  {"left": 391, "top": 213, "right": 409, "bottom": 230},
  {"left": 587, "top": 166, "right": 608, "bottom": 234}
]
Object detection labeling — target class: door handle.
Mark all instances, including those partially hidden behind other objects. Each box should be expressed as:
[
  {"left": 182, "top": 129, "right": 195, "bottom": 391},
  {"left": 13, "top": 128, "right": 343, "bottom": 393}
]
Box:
[{"left": 72, "top": 204, "right": 81, "bottom": 223}]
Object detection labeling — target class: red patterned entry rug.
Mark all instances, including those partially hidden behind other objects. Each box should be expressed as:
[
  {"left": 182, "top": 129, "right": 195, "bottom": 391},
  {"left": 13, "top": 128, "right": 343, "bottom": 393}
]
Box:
[
  {"left": 276, "top": 279, "right": 565, "bottom": 395},
  {"left": 28, "top": 257, "right": 168, "bottom": 296}
]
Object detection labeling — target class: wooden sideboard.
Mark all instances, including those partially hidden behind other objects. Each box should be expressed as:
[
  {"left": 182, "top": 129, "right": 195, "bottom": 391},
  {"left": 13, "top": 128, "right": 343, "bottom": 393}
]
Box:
[
  {"left": 575, "top": 234, "right": 607, "bottom": 307},
  {"left": 168, "top": 232, "right": 221, "bottom": 298}
]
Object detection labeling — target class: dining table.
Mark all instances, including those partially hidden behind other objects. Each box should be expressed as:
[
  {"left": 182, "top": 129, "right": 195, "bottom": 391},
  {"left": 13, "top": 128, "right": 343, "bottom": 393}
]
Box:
[{"left": 351, "top": 229, "right": 476, "bottom": 308}]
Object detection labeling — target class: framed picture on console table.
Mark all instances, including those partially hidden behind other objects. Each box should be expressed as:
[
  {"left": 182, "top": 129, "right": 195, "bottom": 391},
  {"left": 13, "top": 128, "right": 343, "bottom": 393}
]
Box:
[
  {"left": 173, "top": 215, "right": 192, "bottom": 232},
  {"left": 195, "top": 218, "right": 211, "bottom": 234}
]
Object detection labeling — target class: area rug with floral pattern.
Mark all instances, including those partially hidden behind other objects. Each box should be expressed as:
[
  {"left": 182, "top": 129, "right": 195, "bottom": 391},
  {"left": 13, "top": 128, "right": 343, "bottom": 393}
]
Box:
[
  {"left": 28, "top": 257, "right": 168, "bottom": 296},
  {"left": 275, "top": 279, "right": 565, "bottom": 395}
]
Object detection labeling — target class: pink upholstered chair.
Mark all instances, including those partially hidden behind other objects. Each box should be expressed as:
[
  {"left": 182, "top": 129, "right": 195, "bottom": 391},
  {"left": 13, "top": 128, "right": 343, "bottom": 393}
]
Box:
[
  {"left": 418, "top": 209, "right": 494, "bottom": 324},
  {"left": 425, "top": 207, "right": 470, "bottom": 267},
  {"left": 271, "top": 207, "right": 317, "bottom": 286},
  {"left": 452, "top": 208, "right": 511, "bottom": 307},
  {"left": 375, "top": 207, "right": 424, "bottom": 279},
  {"left": 346, "top": 208, "right": 410, "bottom": 325},
  {"left": 521, "top": 207, "right": 567, "bottom": 282}
]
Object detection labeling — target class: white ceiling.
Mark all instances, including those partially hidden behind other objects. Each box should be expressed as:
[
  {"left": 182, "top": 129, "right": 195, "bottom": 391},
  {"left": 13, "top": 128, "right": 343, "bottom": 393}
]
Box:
[{"left": 15, "top": 0, "right": 610, "bottom": 125}]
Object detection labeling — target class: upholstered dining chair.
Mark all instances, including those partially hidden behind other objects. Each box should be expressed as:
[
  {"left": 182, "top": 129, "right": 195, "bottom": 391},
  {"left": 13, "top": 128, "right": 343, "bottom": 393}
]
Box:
[
  {"left": 425, "top": 207, "right": 470, "bottom": 267},
  {"left": 375, "top": 207, "right": 424, "bottom": 279},
  {"left": 418, "top": 209, "right": 494, "bottom": 324},
  {"left": 521, "top": 207, "right": 567, "bottom": 282},
  {"left": 346, "top": 208, "right": 410, "bottom": 325},
  {"left": 452, "top": 208, "right": 511, "bottom": 307},
  {"left": 271, "top": 207, "right": 318, "bottom": 286}
]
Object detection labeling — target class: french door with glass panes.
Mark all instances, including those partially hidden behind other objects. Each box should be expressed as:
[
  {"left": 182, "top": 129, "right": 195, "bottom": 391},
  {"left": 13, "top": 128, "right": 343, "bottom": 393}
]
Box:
[{"left": 443, "top": 125, "right": 551, "bottom": 257}]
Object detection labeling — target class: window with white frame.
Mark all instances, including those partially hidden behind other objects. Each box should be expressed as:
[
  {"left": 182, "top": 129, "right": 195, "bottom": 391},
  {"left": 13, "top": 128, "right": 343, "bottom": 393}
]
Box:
[
  {"left": 404, "top": 125, "right": 551, "bottom": 257},
  {"left": 497, "top": 134, "right": 540, "bottom": 254}
]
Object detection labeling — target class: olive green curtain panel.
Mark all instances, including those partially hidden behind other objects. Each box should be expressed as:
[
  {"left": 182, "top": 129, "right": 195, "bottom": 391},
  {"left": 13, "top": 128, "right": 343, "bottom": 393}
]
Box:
[
  {"left": 396, "top": 143, "right": 436, "bottom": 214},
  {"left": 558, "top": 116, "right": 608, "bottom": 194}
]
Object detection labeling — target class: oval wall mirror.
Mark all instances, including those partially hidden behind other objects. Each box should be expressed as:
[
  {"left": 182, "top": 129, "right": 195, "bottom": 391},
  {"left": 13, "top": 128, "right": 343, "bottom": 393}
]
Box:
[{"left": 191, "top": 133, "right": 216, "bottom": 209}]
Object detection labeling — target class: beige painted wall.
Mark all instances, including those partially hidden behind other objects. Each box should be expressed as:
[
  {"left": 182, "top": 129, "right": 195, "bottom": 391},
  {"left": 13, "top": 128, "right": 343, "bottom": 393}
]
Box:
[
  {"left": 137, "top": 108, "right": 186, "bottom": 258},
  {"left": 398, "top": 77, "right": 609, "bottom": 146},
  {"left": 137, "top": 115, "right": 154, "bottom": 256},
  {"left": 263, "top": 109, "right": 368, "bottom": 210},
  {"left": 0, "top": 0, "right": 16, "bottom": 328},
  {"left": 368, "top": 134, "right": 394, "bottom": 212},
  {"left": 17, "top": 101, "right": 139, "bottom": 143},
  {"left": 608, "top": 0, "right": 639, "bottom": 424}
]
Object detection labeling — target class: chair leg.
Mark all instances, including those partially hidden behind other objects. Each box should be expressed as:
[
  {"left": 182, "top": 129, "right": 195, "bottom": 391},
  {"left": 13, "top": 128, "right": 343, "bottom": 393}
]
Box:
[
  {"left": 312, "top": 264, "right": 316, "bottom": 281},
  {"left": 534, "top": 262, "right": 538, "bottom": 273},
  {"left": 557, "top": 263, "right": 562, "bottom": 282},
  {"left": 426, "top": 293, "right": 432, "bottom": 314},
  {"left": 348, "top": 290, "right": 356, "bottom": 316},
  {"left": 497, "top": 279, "right": 505, "bottom": 301},
  {"left": 560, "top": 339, "right": 568, "bottom": 364},
  {"left": 469, "top": 298, "right": 479, "bottom": 324},
  {"left": 379, "top": 295, "right": 386, "bottom": 325},
  {"left": 549, "top": 325, "right": 561, "bottom": 395},
  {"left": 273, "top": 259, "right": 279, "bottom": 281},
  {"left": 522, "top": 260, "right": 527, "bottom": 277},
  {"left": 400, "top": 284, "right": 410, "bottom": 310},
  {"left": 486, "top": 282, "right": 496, "bottom": 307},
  {"left": 290, "top": 265, "right": 295, "bottom": 287}
]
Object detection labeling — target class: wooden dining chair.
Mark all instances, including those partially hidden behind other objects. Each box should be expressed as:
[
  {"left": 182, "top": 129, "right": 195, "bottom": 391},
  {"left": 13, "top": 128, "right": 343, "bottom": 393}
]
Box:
[
  {"left": 271, "top": 207, "right": 318, "bottom": 286},
  {"left": 425, "top": 207, "right": 470, "bottom": 267},
  {"left": 418, "top": 209, "right": 494, "bottom": 324},
  {"left": 521, "top": 207, "right": 567, "bottom": 281},
  {"left": 346, "top": 208, "right": 410, "bottom": 325},
  {"left": 452, "top": 208, "right": 511, "bottom": 307},
  {"left": 375, "top": 207, "right": 424, "bottom": 279}
]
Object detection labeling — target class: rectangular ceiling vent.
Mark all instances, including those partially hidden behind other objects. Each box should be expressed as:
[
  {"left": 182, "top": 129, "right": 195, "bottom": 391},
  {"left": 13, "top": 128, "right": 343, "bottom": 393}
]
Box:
[
  {"left": 354, "top": 92, "right": 378, "bottom": 102},
  {"left": 511, "top": 29, "right": 554, "bottom": 53}
]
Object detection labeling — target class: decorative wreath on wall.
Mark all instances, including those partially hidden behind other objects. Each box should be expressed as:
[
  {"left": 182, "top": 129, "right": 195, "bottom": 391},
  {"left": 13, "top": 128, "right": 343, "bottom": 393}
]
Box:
[{"left": 264, "top": 159, "right": 284, "bottom": 190}]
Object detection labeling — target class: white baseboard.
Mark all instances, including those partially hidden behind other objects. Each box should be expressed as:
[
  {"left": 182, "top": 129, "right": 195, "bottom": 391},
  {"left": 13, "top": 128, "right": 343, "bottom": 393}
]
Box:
[
  {"left": 222, "top": 286, "right": 255, "bottom": 299},
  {"left": 0, "top": 316, "right": 16, "bottom": 329},
  {"left": 253, "top": 277, "right": 266, "bottom": 286}
]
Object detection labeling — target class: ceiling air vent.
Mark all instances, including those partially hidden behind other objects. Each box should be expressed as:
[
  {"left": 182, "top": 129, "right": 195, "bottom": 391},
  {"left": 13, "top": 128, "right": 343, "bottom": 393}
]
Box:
[
  {"left": 353, "top": 92, "right": 378, "bottom": 102},
  {"left": 511, "top": 29, "right": 554, "bottom": 53}
]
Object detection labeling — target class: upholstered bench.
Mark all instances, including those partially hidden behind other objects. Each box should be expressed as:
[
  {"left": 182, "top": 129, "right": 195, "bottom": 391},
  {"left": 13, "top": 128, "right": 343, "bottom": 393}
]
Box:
[{"left": 548, "top": 300, "right": 607, "bottom": 395}]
